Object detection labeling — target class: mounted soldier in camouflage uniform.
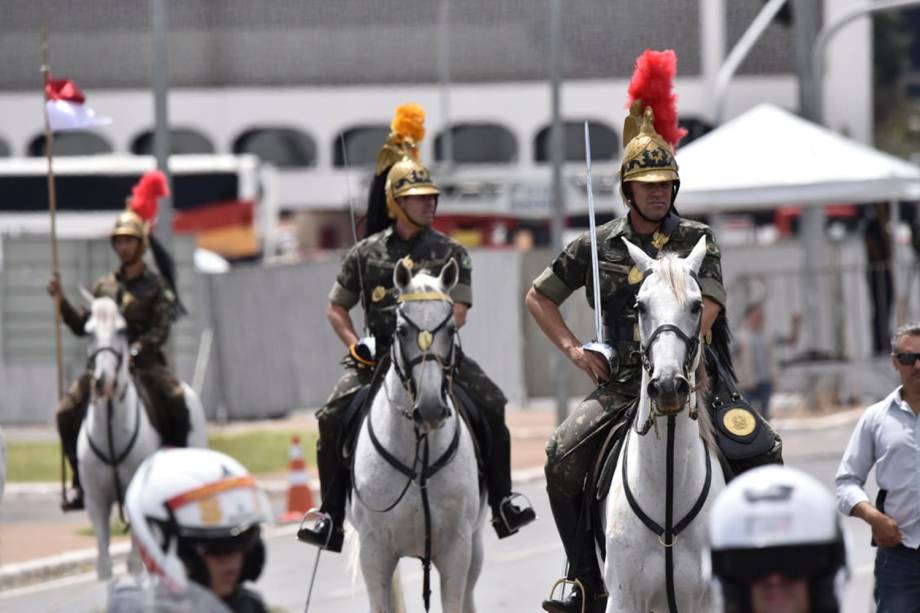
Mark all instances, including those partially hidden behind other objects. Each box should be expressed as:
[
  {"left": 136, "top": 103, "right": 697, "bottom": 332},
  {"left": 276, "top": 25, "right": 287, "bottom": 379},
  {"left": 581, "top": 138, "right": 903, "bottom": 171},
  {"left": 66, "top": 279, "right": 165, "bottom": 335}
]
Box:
[
  {"left": 298, "top": 104, "right": 535, "bottom": 552},
  {"left": 527, "top": 51, "right": 783, "bottom": 613},
  {"left": 49, "top": 172, "right": 191, "bottom": 511}
]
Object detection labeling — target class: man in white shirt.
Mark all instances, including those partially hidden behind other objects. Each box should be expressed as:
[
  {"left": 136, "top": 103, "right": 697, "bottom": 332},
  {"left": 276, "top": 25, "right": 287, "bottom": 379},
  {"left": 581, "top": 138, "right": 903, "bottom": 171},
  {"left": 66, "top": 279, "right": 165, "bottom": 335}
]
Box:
[{"left": 835, "top": 322, "right": 920, "bottom": 613}]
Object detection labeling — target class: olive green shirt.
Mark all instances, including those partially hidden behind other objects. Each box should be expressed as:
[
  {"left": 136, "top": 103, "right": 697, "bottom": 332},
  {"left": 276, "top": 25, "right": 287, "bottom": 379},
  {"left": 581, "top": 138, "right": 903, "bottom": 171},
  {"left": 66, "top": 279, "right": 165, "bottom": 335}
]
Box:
[
  {"left": 60, "top": 265, "right": 176, "bottom": 366},
  {"left": 533, "top": 212, "right": 726, "bottom": 342},
  {"left": 329, "top": 226, "right": 473, "bottom": 347}
]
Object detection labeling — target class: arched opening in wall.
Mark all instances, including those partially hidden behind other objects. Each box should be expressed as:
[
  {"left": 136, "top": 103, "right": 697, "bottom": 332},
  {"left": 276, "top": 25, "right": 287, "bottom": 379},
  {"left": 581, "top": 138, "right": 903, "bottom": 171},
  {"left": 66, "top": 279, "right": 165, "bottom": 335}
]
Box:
[
  {"left": 0, "top": 136, "right": 10, "bottom": 158},
  {"left": 233, "top": 127, "right": 316, "bottom": 168},
  {"left": 27, "top": 131, "right": 114, "bottom": 157},
  {"left": 533, "top": 120, "right": 618, "bottom": 162},
  {"left": 678, "top": 117, "right": 714, "bottom": 147},
  {"left": 130, "top": 128, "right": 215, "bottom": 155},
  {"left": 333, "top": 125, "right": 389, "bottom": 167},
  {"left": 435, "top": 123, "right": 517, "bottom": 164}
]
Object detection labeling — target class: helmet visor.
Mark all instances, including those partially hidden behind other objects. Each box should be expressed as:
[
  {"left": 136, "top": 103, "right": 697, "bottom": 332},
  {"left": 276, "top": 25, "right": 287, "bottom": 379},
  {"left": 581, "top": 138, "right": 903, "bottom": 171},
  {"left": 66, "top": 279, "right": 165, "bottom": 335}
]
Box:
[
  {"left": 182, "top": 524, "right": 260, "bottom": 556},
  {"left": 712, "top": 543, "right": 842, "bottom": 584}
]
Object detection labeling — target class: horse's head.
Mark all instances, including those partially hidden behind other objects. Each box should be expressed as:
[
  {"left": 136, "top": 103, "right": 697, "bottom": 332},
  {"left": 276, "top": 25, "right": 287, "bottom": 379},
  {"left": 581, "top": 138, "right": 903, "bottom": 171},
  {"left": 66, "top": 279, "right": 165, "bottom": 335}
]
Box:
[
  {"left": 624, "top": 236, "right": 707, "bottom": 415},
  {"left": 83, "top": 293, "right": 128, "bottom": 401},
  {"left": 391, "top": 257, "right": 459, "bottom": 433}
]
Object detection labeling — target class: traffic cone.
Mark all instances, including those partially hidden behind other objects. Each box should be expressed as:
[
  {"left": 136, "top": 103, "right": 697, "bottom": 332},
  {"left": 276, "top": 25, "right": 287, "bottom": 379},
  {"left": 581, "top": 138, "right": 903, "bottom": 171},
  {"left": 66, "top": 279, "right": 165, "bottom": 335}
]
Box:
[{"left": 280, "top": 435, "right": 315, "bottom": 523}]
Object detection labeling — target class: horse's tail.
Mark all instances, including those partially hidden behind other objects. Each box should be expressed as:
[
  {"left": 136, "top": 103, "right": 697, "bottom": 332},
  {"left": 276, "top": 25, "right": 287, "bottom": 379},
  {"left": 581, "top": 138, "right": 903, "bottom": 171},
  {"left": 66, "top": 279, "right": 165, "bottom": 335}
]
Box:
[{"left": 345, "top": 524, "right": 406, "bottom": 613}]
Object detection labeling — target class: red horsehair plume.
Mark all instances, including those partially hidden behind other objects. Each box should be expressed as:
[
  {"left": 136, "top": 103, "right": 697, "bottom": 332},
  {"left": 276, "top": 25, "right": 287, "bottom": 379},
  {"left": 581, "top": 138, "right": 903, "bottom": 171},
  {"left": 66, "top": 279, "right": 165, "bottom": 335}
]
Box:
[
  {"left": 129, "top": 170, "right": 169, "bottom": 222},
  {"left": 626, "top": 49, "right": 687, "bottom": 148}
]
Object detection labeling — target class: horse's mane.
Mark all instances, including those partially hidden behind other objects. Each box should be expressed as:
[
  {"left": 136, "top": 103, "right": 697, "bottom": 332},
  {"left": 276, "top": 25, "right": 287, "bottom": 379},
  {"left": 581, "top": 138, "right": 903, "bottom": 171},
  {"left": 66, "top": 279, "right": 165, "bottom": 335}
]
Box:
[
  {"left": 90, "top": 296, "right": 120, "bottom": 332},
  {"left": 655, "top": 255, "right": 688, "bottom": 305}
]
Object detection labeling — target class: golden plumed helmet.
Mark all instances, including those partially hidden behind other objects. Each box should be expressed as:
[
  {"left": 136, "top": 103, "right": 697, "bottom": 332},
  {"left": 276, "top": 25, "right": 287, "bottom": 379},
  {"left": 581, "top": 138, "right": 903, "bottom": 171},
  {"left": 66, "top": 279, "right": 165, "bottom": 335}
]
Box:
[
  {"left": 375, "top": 103, "right": 426, "bottom": 176},
  {"left": 619, "top": 50, "right": 687, "bottom": 206},
  {"left": 385, "top": 157, "right": 440, "bottom": 227},
  {"left": 111, "top": 210, "right": 147, "bottom": 241}
]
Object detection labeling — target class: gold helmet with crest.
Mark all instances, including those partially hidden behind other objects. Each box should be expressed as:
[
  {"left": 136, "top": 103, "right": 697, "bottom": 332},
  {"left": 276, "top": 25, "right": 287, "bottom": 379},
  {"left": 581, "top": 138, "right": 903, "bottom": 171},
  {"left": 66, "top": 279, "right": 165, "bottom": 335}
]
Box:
[
  {"left": 366, "top": 104, "right": 430, "bottom": 235},
  {"left": 619, "top": 50, "right": 687, "bottom": 206},
  {"left": 385, "top": 157, "right": 440, "bottom": 228},
  {"left": 110, "top": 170, "right": 169, "bottom": 254}
]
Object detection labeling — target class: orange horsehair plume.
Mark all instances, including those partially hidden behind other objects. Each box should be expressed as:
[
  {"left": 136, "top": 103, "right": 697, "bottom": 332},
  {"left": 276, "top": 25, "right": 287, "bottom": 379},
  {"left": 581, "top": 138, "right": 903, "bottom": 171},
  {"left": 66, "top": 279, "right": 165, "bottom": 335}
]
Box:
[
  {"left": 626, "top": 49, "right": 687, "bottom": 148},
  {"left": 129, "top": 170, "right": 169, "bottom": 223},
  {"left": 391, "top": 103, "right": 426, "bottom": 147}
]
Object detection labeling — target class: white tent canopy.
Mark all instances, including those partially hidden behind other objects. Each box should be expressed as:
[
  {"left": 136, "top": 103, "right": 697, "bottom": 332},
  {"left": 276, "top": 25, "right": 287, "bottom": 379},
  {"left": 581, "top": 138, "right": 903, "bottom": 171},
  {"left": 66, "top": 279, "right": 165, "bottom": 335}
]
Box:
[{"left": 675, "top": 104, "right": 920, "bottom": 214}]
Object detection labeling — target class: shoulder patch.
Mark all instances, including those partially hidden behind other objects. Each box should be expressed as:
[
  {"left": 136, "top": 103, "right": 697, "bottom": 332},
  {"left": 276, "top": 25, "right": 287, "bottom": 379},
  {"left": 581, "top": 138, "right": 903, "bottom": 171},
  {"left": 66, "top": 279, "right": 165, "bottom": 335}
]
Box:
[
  {"left": 459, "top": 252, "right": 473, "bottom": 269},
  {"left": 706, "top": 241, "right": 720, "bottom": 256}
]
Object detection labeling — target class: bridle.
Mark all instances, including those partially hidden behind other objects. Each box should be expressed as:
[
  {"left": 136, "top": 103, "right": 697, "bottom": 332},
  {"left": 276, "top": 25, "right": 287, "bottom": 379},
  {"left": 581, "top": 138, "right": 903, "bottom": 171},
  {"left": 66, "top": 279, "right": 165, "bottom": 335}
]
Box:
[
  {"left": 389, "top": 290, "right": 457, "bottom": 422},
  {"left": 86, "top": 336, "right": 126, "bottom": 399},
  {"left": 635, "top": 273, "right": 703, "bottom": 437}
]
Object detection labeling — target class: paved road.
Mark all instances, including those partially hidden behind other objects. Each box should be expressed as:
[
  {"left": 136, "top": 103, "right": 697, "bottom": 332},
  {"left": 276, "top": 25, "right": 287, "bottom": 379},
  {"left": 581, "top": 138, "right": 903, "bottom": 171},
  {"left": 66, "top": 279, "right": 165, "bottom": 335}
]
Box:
[{"left": 0, "top": 420, "right": 878, "bottom": 612}]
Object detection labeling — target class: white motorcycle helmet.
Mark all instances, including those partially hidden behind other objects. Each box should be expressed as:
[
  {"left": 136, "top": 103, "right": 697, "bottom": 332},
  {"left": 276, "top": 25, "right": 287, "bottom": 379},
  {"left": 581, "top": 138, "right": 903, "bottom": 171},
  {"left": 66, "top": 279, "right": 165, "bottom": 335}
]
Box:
[
  {"left": 708, "top": 465, "right": 849, "bottom": 613},
  {"left": 125, "top": 448, "right": 273, "bottom": 595}
]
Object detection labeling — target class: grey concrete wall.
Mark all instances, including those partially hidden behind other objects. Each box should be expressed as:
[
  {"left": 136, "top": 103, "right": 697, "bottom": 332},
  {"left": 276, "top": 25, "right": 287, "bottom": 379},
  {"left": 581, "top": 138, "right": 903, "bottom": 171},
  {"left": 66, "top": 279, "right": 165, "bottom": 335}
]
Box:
[{"left": 205, "top": 250, "right": 527, "bottom": 419}]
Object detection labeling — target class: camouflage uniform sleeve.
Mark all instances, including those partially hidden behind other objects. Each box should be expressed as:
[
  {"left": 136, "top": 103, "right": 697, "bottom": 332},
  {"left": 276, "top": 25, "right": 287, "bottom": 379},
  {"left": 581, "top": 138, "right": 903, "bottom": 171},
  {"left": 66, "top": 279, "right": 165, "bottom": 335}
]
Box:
[
  {"left": 699, "top": 229, "right": 727, "bottom": 309},
  {"left": 59, "top": 297, "right": 89, "bottom": 336},
  {"left": 531, "top": 233, "right": 589, "bottom": 305},
  {"left": 449, "top": 246, "right": 473, "bottom": 307},
  {"left": 132, "top": 279, "right": 173, "bottom": 354},
  {"left": 328, "top": 246, "right": 362, "bottom": 310}
]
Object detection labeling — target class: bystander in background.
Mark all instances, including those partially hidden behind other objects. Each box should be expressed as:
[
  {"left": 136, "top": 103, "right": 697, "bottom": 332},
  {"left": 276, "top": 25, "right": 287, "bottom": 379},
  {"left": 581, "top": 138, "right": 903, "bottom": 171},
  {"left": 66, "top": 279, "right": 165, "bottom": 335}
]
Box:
[{"left": 732, "top": 303, "right": 801, "bottom": 420}]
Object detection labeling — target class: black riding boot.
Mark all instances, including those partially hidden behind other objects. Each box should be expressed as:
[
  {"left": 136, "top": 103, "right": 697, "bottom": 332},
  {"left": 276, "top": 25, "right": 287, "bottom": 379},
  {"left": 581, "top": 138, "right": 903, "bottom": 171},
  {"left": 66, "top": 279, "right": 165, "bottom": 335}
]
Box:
[
  {"left": 542, "top": 492, "right": 607, "bottom": 613},
  {"left": 165, "top": 396, "right": 191, "bottom": 448},
  {"left": 61, "top": 453, "right": 84, "bottom": 512},
  {"left": 296, "top": 434, "right": 346, "bottom": 552},
  {"left": 486, "top": 422, "right": 535, "bottom": 538}
]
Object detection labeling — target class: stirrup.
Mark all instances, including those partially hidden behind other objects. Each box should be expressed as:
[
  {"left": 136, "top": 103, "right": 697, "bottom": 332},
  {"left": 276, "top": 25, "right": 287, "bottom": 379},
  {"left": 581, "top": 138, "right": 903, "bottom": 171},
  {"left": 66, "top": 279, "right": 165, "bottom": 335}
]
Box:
[
  {"left": 544, "top": 578, "right": 586, "bottom": 613},
  {"left": 493, "top": 491, "right": 536, "bottom": 538},
  {"left": 296, "top": 508, "right": 336, "bottom": 548}
]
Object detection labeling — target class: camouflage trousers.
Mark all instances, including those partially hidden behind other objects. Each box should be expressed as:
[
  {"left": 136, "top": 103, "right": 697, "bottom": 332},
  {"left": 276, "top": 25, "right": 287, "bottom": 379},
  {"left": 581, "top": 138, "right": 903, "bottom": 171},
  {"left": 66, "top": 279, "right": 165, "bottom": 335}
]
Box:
[
  {"left": 56, "top": 363, "right": 190, "bottom": 481},
  {"left": 315, "top": 352, "right": 511, "bottom": 516},
  {"left": 544, "top": 383, "right": 638, "bottom": 500}
]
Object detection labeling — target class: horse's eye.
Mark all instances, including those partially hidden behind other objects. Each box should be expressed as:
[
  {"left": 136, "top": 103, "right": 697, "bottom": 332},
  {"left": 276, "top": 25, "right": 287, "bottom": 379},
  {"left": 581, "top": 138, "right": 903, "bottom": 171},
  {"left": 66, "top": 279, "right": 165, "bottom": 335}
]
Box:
[
  {"left": 636, "top": 301, "right": 647, "bottom": 315},
  {"left": 447, "top": 326, "right": 456, "bottom": 336},
  {"left": 690, "top": 301, "right": 702, "bottom": 315}
]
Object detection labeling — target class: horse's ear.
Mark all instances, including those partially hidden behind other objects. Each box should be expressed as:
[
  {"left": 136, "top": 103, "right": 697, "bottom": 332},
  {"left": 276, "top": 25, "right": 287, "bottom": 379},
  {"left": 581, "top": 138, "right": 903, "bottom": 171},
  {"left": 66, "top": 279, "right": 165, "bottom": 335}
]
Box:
[
  {"left": 439, "top": 258, "right": 459, "bottom": 291},
  {"left": 684, "top": 236, "right": 707, "bottom": 275},
  {"left": 79, "top": 286, "right": 94, "bottom": 306},
  {"left": 393, "top": 257, "right": 413, "bottom": 292},
  {"left": 622, "top": 238, "right": 655, "bottom": 274},
  {"left": 115, "top": 312, "right": 127, "bottom": 332},
  {"left": 84, "top": 316, "right": 96, "bottom": 334}
]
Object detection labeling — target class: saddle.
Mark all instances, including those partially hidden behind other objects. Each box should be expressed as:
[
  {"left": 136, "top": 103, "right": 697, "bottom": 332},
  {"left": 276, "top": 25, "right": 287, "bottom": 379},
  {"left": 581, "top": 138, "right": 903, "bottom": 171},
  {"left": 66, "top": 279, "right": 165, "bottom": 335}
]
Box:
[{"left": 339, "top": 362, "right": 490, "bottom": 486}]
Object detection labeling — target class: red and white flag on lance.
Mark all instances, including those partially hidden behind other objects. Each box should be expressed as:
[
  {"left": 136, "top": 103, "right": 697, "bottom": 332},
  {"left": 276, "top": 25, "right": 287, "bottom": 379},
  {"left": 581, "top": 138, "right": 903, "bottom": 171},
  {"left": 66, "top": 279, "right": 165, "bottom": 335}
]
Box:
[{"left": 44, "top": 77, "right": 111, "bottom": 131}]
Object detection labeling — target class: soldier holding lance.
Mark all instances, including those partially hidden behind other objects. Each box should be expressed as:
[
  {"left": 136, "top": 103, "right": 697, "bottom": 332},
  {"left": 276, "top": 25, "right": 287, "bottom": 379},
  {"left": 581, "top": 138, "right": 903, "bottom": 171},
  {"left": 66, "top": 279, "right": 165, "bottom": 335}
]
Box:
[
  {"left": 298, "top": 104, "right": 535, "bottom": 552},
  {"left": 527, "top": 51, "right": 782, "bottom": 613},
  {"left": 48, "top": 171, "right": 191, "bottom": 511}
]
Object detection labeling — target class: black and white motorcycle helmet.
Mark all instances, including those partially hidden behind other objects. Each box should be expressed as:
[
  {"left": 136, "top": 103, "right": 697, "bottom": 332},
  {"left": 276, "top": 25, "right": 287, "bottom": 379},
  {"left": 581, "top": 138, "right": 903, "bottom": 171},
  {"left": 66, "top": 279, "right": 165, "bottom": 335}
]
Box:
[
  {"left": 125, "top": 448, "right": 273, "bottom": 595},
  {"left": 708, "top": 465, "right": 849, "bottom": 613}
]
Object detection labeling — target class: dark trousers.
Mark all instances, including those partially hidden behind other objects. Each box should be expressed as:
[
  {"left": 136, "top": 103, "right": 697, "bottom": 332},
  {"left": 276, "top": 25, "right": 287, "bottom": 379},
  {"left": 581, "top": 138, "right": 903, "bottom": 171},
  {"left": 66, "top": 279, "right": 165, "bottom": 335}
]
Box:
[
  {"left": 875, "top": 545, "right": 920, "bottom": 613},
  {"left": 315, "top": 353, "right": 511, "bottom": 523}
]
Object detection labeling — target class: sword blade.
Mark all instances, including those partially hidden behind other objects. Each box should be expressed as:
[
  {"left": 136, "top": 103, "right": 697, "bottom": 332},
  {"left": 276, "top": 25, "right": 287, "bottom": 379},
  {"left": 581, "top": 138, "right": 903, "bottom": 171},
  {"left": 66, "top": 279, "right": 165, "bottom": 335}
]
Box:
[{"left": 584, "top": 121, "right": 604, "bottom": 344}]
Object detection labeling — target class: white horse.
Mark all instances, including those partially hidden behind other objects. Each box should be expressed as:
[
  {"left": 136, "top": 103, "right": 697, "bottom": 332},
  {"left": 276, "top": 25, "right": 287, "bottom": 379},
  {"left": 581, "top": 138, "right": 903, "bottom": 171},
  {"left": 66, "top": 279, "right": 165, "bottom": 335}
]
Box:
[
  {"left": 350, "top": 258, "right": 486, "bottom": 613},
  {"left": 602, "top": 237, "right": 726, "bottom": 613},
  {"left": 77, "top": 294, "right": 207, "bottom": 579}
]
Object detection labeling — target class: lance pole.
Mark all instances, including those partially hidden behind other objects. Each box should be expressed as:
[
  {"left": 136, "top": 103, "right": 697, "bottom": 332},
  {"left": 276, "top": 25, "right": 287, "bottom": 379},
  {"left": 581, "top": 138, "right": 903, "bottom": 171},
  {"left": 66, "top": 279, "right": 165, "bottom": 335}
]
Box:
[{"left": 41, "top": 26, "right": 67, "bottom": 502}]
